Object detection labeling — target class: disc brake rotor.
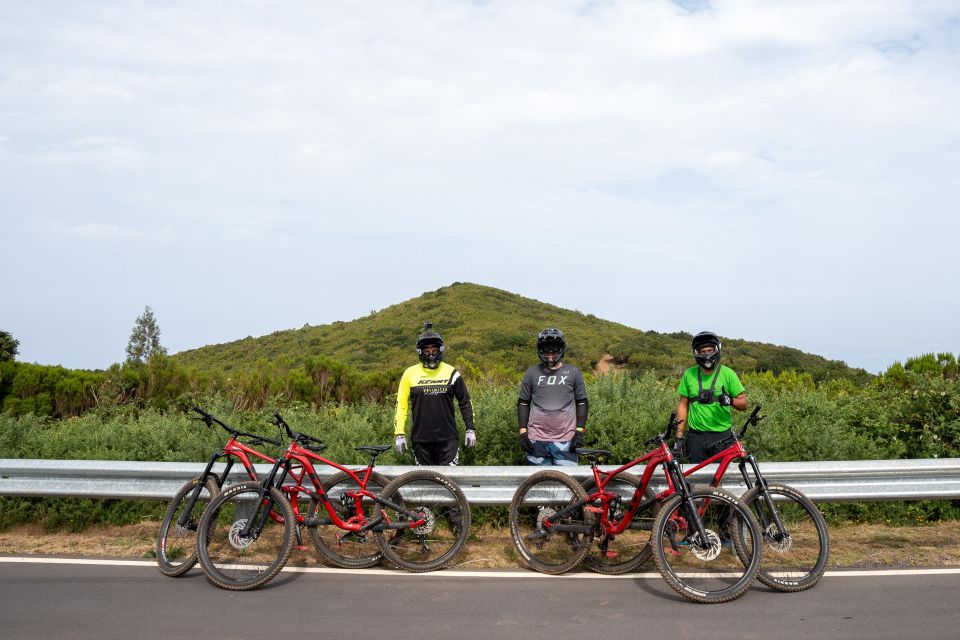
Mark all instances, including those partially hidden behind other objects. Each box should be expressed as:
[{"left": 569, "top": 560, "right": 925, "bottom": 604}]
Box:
[
  {"left": 228, "top": 519, "right": 255, "bottom": 550},
  {"left": 690, "top": 529, "right": 722, "bottom": 561},
  {"left": 411, "top": 507, "right": 436, "bottom": 535},
  {"left": 536, "top": 506, "right": 557, "bottom": 533},
  {"left": 765, "top": 525, "right": 793, "bottom": 553}
]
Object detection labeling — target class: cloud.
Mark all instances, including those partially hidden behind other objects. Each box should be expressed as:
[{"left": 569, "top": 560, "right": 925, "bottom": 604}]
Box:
[{"left": 1, "top": 1, "right": 958, "bottom": 372}]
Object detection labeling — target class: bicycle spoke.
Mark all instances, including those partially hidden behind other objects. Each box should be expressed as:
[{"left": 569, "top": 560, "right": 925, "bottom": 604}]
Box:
[
  {"left": 509, "top": 470, "right": 592, "bottom": 575},
  {"left": 739, "top": 483, "right": 830, "bottom": 592},
  {"left": 581, "top": 473, "right": 658, "bottom": 575},
  {"left": 156, "top": 477, "right": 219, "bottom": 577},
  {"left": 307, "top": 471, "right": 388, "bottom": 569},
  {"left": 375, "top": 470, "right": 470, "bottom": 572},
  {"left": 652, "top": 486, "right": 761, "bottom": 604},
  {"left": 197, "top": 482, "right": 294, "bottom": 591}
]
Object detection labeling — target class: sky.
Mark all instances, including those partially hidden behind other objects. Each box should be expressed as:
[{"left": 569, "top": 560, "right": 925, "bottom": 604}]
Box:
[{"left": 2, "top": 1, "right": 958, "bottom": 375}]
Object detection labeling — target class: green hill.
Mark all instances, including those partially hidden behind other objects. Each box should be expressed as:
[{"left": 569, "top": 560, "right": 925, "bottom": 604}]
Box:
[{"left": 173, "top": 283, "right": 868, "bottom": 383}]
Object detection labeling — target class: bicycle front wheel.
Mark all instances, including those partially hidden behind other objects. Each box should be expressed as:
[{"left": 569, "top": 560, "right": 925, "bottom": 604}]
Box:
[
  {"left": 374, "top": 470, "right": 471, "bottom": 572},
  {"left": 509, "top": 470, "right": 592, "bottom": 575},
  {"left": 307, "top": 470, "right": 390, "bottom": 569},
  {"left": 581, "top": 473, "right": 659, "bottom": 575},
  {"left": 156, "top": 476, "right": 219, "bottom": 577},
  {"left": 738, "top": 483, "right": 830, "bottom": 592},
  {"left": 197, "top": 481, "right": 295, "bottom": 591},
  {"left": 651, "top": 485, "right": 762, "bottom": 604}
]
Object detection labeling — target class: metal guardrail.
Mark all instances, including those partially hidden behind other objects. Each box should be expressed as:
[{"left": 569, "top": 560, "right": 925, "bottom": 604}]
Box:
[{"left": 2, "top": 458, "right": 960, "bottom": 504}]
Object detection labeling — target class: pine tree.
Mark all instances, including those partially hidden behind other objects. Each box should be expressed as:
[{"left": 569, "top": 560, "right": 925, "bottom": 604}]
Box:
[
  {"left": 0, "top": 330, "right": 19, "bottom": 362},
  {"left": 125, "top": 306, "right": 167, "bottom": 364}
]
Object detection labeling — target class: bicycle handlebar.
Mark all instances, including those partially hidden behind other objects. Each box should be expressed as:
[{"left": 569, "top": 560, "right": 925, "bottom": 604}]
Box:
[
  {"left": 643, "top": 413, "right": 681, "bottom": 447},
  {"left": 189, "top": 405, "right": 282, "bottom": 447},
  {"left": 736, "top": 405, "right": 763, "bottom": 438},
  {"left": 271, "top": 413, "right": 326, "bottom": 450}
]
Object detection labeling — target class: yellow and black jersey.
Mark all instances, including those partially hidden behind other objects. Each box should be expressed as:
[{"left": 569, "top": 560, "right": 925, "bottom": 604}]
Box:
[{"left": 394, "top": 362, "right": 474, "bottom": 443}]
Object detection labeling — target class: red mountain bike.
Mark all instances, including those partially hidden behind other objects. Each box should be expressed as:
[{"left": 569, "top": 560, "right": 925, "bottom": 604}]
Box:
[
  {"left": 509, "top": 420, "right": 763, "bottom": 604},
  {"left": 581, "top": 407, "right": 830, "bottom": 592},
  {"left": 196, "top": 414, "right": 471, "bottom": 590},
  {"left": 156, "top": 406, "right": 282, "bottom": 577}
]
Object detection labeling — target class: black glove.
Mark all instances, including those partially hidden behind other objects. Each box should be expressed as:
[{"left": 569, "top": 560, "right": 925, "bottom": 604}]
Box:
[
  {"left": 520, "top": 432, "right": 534, "bottom": 454},
  {"left": 570, "top": 429, "right": 584, "bottom": 450},
  {"left": 718, "top": 386, "right": 732, "bottom": 407},
  {"left": 672, "top": 436, "right": 687, "bottom": 460}
]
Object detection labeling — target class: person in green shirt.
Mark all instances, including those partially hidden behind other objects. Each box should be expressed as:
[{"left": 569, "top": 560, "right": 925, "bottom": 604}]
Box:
[{"left": 672, "top": 331, "right": 748, "bottom": 463}]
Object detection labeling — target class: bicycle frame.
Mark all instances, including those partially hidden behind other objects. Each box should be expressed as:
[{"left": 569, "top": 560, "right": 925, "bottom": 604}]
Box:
[
  {"left": 272, "top": 441, "right": 387, "bottom": 533},
  {"left": 175, "top": 410, "right": 280, "bottom": 529},
  {"left": 583, "top": 438, "right": 683, "bottom": 537},
  {"left": 679, "top": 407, "right": 791, "bottom": 538},
  {"left": 237, "top": 418, "right": 427, "bottom": 541},
  {"left": 551, "top": 434, "right": 716, "bottom": 550}
]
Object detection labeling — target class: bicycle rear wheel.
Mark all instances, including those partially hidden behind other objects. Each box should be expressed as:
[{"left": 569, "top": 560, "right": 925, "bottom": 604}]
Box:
[
  {"left": 651, "top": 485, "right": 762, "bottom": 604},
  {"left": 307, "top": 470, "right": 390, "bottom": 569},
  {"left": 374, "top": 470, "right": 471, "bottom": 572},
  {"left": 581, "top": 473, "right": 659, "bottom": 575},
  {"left": 197, "top": 481, "right": 295, "bottom": 591},
  {"left": 737, "top": 483, "right": 830, "bottom": 592},
  {"left": 509, "top": 470, "right": 592, "bottom": 575},
  {"left": 156, "top": 476, "right": 219, "bottom": 577}
]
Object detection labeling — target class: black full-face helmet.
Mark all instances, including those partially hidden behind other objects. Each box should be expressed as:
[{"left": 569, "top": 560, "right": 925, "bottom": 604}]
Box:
[
  {"left": 537, "top": 328, "right": 566, "bottom": 367},
  {"left": 416, "top": 322, "right": 444, "bottom": 369},
  {"left": 692, "top": 331, "right": 722, "bottom": 370}
]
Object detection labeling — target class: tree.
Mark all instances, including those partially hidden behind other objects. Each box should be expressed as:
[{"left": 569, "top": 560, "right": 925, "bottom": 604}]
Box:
[
  {"left": 125, "top": 306, "right": 167, "bottom": 364},
  {"left": 0, "top": 330, "right": 19, "bottom": 362}
]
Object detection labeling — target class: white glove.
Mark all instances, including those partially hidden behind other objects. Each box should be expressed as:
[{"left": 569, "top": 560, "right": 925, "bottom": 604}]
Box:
[
  {"left": 394, "top": 434, "right": 407, "bottom": 455},
  {"left": 465, "top": 429, "right": 477, "bottom": 448}
]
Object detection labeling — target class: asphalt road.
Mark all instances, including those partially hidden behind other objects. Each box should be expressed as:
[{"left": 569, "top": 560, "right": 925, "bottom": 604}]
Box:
[{"left": 1, "top": 559, "right": 957, "bottom": 640}]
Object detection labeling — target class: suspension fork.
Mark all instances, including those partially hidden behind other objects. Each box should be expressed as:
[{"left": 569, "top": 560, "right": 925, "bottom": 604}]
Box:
[
  {"left": 740, "top": 455, "right": 789, "bottom": 540},
  {"left": 239, "top": 458, "right": 289, "bottom": 538},
  {"left": 668, "top": 459, "right": 711, "bottom": 549},
  {"left": 176, "top": 451, "right": 230, "bottom": 528}
]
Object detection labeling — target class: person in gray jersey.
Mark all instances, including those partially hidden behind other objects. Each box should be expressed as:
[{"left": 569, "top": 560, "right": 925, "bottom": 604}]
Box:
[{"left": 517, "top": 328, "right": 589, "bottom": 465}]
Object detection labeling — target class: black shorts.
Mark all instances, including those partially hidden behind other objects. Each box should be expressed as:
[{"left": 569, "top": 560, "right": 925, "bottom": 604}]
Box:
[
  {"left": 412, "top": 440, "right": 460, "bottom": 466},
  {"left": 686, "top": 429, "right": 733, "bottom": 464}
]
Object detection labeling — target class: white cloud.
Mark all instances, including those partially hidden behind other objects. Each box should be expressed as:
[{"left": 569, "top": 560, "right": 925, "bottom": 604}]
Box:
[{"left": 1, "top": 0, "right": 958, "bottom": 372}]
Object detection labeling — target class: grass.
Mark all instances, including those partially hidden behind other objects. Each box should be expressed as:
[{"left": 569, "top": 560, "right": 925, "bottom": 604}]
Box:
[{"left": 1, "top": 521, "right": 958, "bottom": 570}]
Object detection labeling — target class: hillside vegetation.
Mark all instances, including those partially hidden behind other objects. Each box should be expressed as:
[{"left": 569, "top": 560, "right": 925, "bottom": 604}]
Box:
[
  {"left": 174, "top": 282, "right": 868, "bottom": 383},
  {"left": 0, "top": 282, "right": 877, "bottom": 419}
]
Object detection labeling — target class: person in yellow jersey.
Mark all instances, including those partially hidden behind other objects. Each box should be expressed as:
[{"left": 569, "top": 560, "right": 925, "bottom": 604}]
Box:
[
  {"left": 672, "top": 331, "right": 748, "bottom": 463},
  {"left": 394, "top": 322, "right": 476, "bottom": 465}
]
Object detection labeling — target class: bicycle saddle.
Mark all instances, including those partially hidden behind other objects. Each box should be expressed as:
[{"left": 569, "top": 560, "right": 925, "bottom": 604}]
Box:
[
  {"left": 576, "top": 448, "right": 612, "bottom": 461},
  {"left": 355, "top": 445, "right": 392, "bottom": 454}
]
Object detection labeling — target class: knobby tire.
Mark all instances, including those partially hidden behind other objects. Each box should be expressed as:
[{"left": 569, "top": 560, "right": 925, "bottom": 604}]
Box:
[
  {"left": 651, "top": 485, "right": 762, "bottom": 604},
  {"left": 581, "top": 473, "right": 659, "bottom": 575},
  {"left": 197, "top": 481, "right": 295, "bottom": 591},
  {"left": 374, "top": 469, "right": 471, "bottom": 572},
  {"left": 307, "top": 470, "right": 390, "bottom": 569},
  {"left": 509, "top": 470, "right": 592, "bottom": 575},
  {"left": 156, "top": 476, "right": 220, "bottom": 577},
  {"left": 737, "top": 483, "right": 830, "bottom": 592}
]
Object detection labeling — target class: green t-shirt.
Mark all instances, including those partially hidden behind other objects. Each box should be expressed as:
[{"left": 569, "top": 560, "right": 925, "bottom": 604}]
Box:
[{"left": 676, "top": 365, "right": 745, "bottom": 433}]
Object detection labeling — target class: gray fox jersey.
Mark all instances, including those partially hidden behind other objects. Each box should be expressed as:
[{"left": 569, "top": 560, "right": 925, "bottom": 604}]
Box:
[{"left": 519, "top": 364, "right": 587, "bottom": 442}]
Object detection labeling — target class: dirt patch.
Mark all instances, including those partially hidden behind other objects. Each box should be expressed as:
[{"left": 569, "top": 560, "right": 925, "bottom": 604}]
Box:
[
  {"left": 594, "top": 353, "right": 624, "bottom": 376},
  {"left": 2, "top": 521, "right": 959, "bottom": 569}
]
